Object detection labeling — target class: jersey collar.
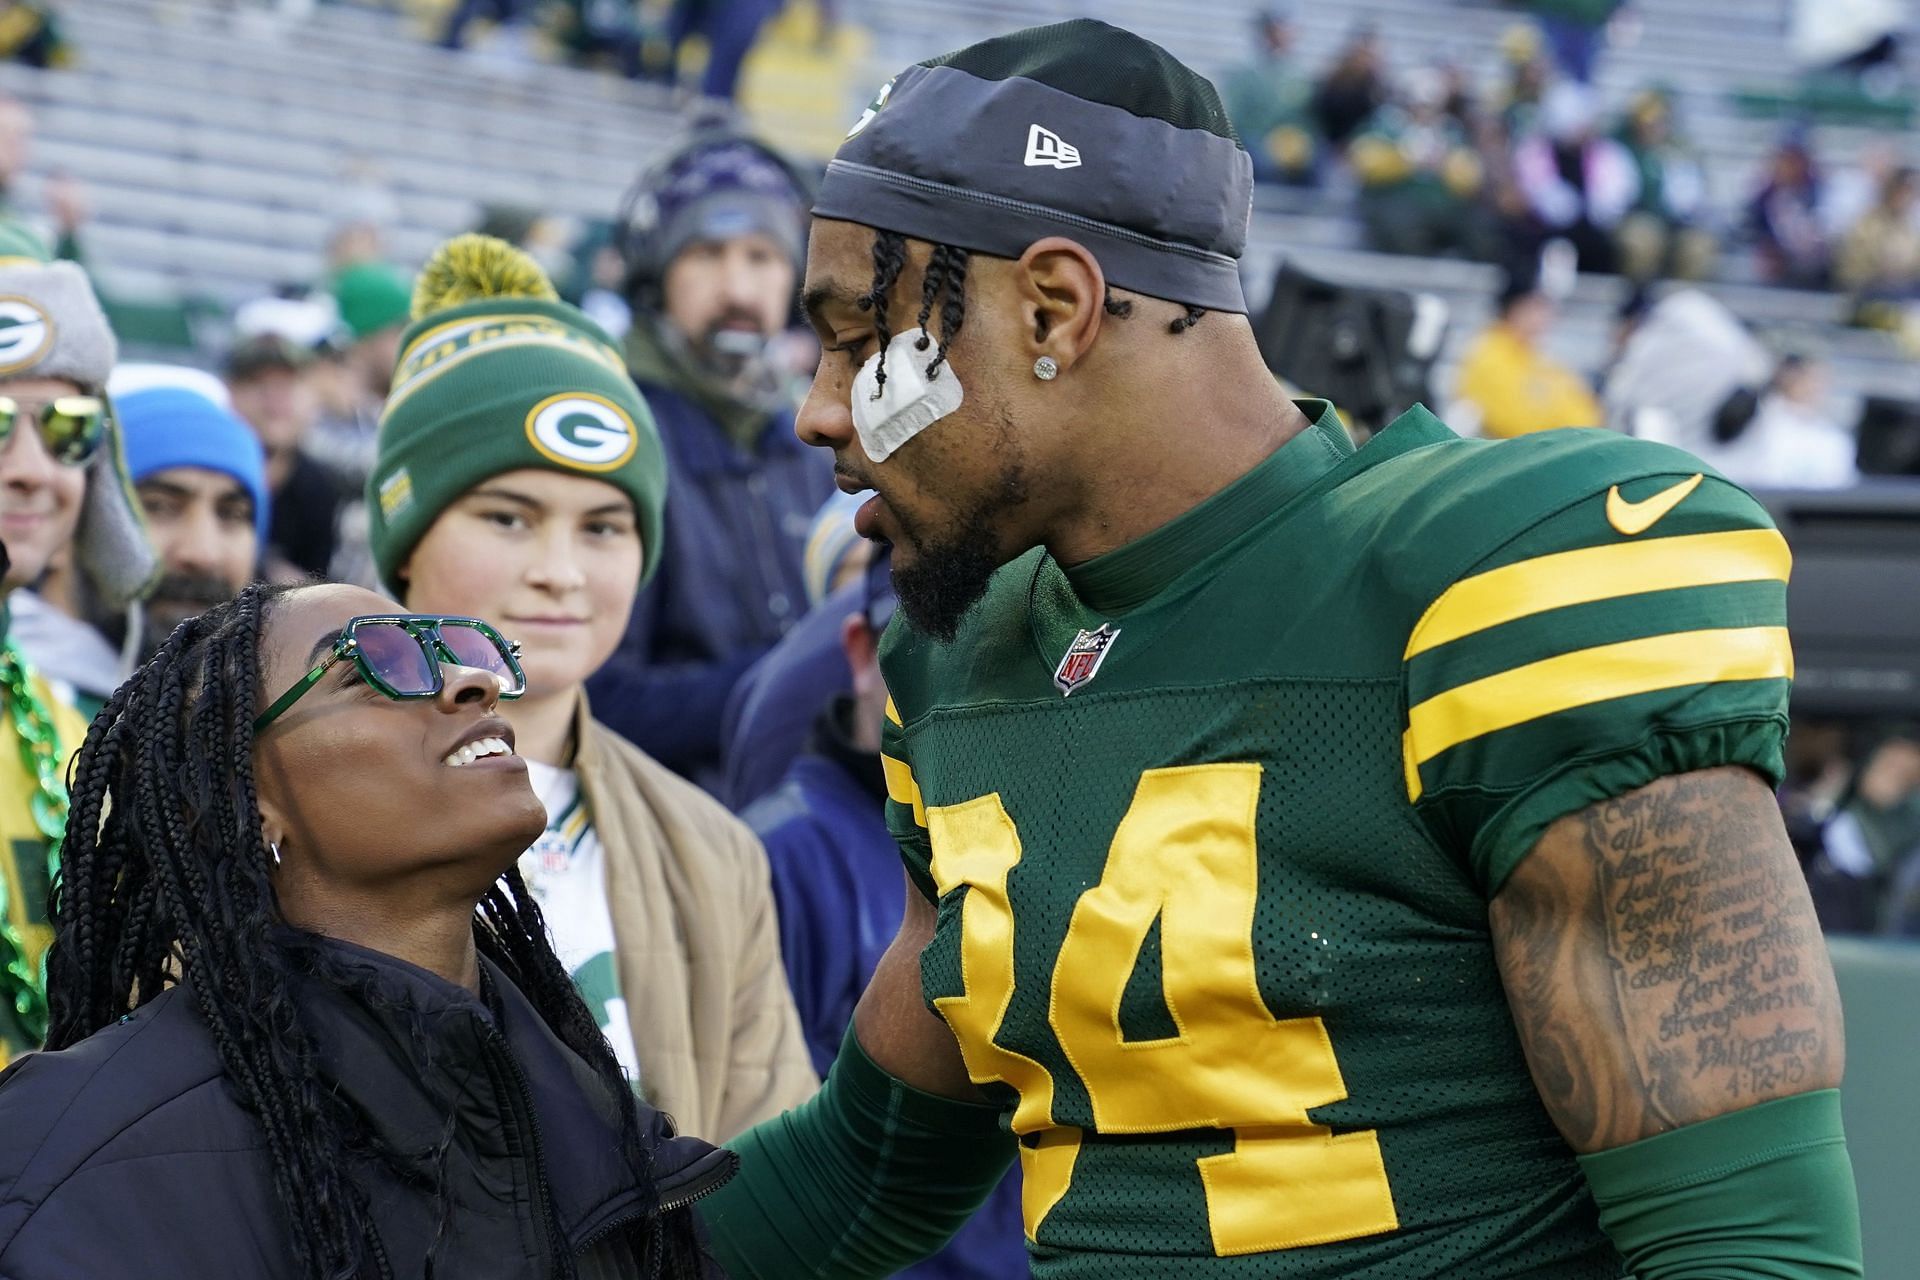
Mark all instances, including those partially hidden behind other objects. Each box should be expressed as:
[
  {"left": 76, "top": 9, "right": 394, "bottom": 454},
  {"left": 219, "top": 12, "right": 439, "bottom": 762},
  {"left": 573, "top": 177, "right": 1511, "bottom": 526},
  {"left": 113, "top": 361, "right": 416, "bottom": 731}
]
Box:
[{"left": 1061, "top": 400, "right": 1353, "bottom": 614}]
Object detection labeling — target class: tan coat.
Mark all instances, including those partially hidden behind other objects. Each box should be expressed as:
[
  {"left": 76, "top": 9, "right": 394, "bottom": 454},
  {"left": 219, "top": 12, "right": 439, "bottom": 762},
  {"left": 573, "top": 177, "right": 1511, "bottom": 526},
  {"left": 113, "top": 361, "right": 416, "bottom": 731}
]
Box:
[{"left": 570, "top": 697, "right": 817, "bottom": 1141}]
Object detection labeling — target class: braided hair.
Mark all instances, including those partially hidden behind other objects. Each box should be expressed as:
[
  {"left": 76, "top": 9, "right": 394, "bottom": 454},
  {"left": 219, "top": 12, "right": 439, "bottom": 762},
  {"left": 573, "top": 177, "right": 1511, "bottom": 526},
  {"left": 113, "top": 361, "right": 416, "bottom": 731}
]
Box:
[
  {"left": 856, "top": 228, "right": 1206, "bottom": 395},
  {"left": 46, "top": 584, "right": 705, "bottom": 1280}
]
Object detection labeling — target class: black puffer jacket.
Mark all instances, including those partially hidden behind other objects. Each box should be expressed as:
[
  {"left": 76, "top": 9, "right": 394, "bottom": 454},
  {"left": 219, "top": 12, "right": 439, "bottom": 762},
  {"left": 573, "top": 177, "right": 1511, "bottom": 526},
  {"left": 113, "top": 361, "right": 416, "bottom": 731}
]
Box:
[{"left": 0, "top": 940, "right": 734, "bottom": 1279}]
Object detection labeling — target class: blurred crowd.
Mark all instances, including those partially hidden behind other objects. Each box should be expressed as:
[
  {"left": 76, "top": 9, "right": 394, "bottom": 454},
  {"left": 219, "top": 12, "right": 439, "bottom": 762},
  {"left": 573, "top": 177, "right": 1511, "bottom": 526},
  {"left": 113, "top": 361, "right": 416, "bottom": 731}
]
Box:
[{"left": 0, "top": 0, "right": 1908, "bottom": 1121}]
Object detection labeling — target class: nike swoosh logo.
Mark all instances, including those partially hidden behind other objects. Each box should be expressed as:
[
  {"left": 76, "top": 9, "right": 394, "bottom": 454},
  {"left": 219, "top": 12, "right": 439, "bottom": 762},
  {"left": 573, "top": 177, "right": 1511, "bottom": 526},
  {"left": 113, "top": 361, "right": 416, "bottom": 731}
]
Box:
[{"left": 1606, "top": 473, "right": 1704, "bottom": 536}]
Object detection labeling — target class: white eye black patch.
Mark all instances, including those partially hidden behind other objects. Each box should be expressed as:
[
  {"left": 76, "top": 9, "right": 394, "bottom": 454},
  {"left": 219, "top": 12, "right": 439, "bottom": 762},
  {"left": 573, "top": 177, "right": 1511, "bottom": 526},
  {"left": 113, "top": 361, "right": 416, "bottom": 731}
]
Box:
[{"left": 851, "top": 328, "right": 964, "bottom": 463}]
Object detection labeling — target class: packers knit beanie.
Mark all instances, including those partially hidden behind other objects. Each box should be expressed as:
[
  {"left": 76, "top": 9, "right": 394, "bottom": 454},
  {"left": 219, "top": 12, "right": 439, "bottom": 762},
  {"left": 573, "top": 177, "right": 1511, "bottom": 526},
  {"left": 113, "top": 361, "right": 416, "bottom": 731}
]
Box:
[
  {"left": 815, "top": 18, "right": 1254, "bottom": 313},
  {"left": 0, "top": 258, "right": 156, "bottom": 606},
  {"left": 367, "top": 234, "right": 667, "bottom": 593}
]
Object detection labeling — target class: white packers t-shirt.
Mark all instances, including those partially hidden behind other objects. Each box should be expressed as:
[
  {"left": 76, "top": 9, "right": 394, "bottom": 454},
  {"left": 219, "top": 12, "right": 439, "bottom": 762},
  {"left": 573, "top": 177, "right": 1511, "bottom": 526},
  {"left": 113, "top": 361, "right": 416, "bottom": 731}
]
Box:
[{"left": 520, "top": 761, "right": 642, "bottom": 1088}]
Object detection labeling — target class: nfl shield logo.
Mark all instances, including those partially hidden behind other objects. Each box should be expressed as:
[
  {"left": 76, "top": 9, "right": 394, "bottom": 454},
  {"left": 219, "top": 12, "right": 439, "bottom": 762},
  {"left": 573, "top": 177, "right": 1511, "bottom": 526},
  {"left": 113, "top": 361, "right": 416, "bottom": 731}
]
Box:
[{"left": 1053, "top": 624, "right": 1120, "bottom": 696}]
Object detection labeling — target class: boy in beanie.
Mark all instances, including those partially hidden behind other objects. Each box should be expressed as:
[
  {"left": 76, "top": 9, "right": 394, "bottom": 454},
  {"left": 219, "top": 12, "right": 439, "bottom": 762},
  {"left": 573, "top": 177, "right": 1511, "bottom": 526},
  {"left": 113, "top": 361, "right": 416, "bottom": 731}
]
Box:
[
  {"left": 369, "top": 233, "right": 813, "bottom": 1138},
  {"left": 0, "top": 258, "right": 156, "bottom": 1065},
  {"left": 699, "top": 20, "right": 1857, "bottom": 1280},
  {"left": 116, "top": 383, "right": 268, "bottom": 652},
  {"left": 590, "top": 127, "right": 834, "bottom": 788}
]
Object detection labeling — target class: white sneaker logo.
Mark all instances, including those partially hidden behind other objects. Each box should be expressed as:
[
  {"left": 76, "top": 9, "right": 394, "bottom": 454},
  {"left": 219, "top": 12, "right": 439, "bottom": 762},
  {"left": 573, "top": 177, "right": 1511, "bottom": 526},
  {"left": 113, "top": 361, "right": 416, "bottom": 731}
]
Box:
[{"left": 1024, "top": 124, "right": 1082, "bottom": 169}]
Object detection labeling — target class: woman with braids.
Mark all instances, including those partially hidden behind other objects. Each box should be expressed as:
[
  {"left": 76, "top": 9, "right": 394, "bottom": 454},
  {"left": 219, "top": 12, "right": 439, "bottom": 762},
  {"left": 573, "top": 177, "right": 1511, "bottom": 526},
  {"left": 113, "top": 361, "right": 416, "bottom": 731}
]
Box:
[
  {"left": 360, "top": 234, "right": 813, "bottom": 1141},
  {"left": 0, "top": 581, "right": 728, "bottom": 1278}
]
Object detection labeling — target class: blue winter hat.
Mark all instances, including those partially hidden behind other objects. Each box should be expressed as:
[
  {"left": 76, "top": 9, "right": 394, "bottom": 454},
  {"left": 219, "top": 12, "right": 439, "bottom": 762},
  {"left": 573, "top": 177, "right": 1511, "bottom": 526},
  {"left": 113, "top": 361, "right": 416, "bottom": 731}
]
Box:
[
  {"left": 115, "top": 386, "right": 271, "bottom": 541},
  {"left": 648, "top": 137, "right": 808, "bottom": 270}
]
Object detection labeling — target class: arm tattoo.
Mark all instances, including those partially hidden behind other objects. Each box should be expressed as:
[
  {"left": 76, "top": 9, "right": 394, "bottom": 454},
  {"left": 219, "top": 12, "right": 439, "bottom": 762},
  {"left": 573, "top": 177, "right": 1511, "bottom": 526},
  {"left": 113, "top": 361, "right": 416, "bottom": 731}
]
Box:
[{"left": 1489, "top": 766, "right": 1844, "bottom": 1152}]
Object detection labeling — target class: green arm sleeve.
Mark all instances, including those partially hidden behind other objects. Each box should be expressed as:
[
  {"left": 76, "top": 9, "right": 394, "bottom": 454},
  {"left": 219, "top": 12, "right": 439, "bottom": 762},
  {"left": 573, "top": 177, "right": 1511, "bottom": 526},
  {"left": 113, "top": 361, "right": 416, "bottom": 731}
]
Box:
[
  {"left": 1576, "top": 1089, "right": 1863, "bottom": 1279},
  {"left": 699, "top": 1028, "right": 1018, "bottom": 1279}
]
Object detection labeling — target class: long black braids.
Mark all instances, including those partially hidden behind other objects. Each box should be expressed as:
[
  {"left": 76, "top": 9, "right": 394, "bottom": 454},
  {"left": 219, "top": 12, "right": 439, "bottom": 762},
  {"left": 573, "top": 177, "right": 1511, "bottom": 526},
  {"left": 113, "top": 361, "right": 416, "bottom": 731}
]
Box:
[
  {"left": 854, "top": 226, "right": 1204, "bottom": 388},
  {"left": 46, "top": 584, "right": 704, "bottom": 1279}
]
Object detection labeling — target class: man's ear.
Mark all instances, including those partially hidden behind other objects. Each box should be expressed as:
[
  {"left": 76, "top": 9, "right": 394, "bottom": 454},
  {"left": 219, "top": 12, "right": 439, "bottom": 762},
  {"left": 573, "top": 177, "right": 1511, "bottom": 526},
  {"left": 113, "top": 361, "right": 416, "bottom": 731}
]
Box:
[{"left": 1018, "top": 237, "right": 1107, "bottom": 375}]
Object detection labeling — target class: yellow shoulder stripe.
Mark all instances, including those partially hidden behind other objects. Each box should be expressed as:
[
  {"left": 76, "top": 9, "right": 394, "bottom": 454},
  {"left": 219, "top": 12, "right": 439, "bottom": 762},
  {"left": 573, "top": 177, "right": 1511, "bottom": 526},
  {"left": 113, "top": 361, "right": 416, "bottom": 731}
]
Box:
[
  {"left": 1405, "top": 529, "right": 1791, "bottom": 660},
  {"left": 884, "top": 695, "right": 902, "bottom": 727},
  {"left": 882, "top": 752, "right": 928, "bottom": 827},
  {"left": 1403, "top": 625, "right": 1792, "bottom": 800}
]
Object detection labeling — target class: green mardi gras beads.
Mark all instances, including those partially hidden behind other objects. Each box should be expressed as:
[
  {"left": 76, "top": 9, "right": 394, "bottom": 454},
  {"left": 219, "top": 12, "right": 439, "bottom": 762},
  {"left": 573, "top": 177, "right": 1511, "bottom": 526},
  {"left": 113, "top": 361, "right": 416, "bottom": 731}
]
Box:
[{"left": 0, "top": 641, "right": 69, "bottom": 1047}]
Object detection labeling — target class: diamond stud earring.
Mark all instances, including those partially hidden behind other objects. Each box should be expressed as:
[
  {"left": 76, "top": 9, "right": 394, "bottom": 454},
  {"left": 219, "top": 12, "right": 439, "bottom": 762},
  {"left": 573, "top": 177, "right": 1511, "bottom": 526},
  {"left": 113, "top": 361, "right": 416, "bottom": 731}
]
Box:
[{"left": 1034, "top": 356, "right": 1059, "bottom": 381}]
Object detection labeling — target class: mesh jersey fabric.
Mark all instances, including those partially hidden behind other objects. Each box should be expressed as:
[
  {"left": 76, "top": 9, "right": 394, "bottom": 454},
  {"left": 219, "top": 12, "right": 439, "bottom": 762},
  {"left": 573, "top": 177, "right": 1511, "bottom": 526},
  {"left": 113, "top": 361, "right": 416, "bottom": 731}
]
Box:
[{"left": 878, "top": 403, "right": 1792, "bottom": 1278}]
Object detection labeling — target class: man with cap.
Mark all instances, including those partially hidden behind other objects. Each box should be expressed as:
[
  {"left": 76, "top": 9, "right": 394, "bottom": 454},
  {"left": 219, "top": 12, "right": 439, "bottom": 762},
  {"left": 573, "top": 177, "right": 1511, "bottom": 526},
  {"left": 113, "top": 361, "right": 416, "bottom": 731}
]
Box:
[
  {"left": 225, "top": 333, "right": 343, "bottom": 582},
  {"left": 697, "top": 19, "right": 1860, "bottom": 1279},
  {"left": 0, "top": 257, "right": 156, "bottom": 1065},
  {"left": 587, "top": 127, "right": 834, "bottom": 788},
  {"left": 115, "top": 384, "right": 268, "bottom": 652}
]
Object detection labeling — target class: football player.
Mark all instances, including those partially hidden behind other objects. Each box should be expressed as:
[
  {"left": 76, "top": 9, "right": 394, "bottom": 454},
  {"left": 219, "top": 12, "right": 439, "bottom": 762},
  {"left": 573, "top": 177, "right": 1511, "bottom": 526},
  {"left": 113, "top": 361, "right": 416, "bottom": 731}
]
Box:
[{"left": 700, "top": 19, "right": 1862, "bottom": 1279}]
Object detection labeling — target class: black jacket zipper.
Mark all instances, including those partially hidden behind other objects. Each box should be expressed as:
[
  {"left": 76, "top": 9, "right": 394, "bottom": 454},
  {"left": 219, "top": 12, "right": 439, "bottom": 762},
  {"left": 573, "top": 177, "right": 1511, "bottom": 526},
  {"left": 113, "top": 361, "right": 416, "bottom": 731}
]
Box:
[
  {"left": 572, "top": 1148, "right": 740, "bottom": 1254},
  {"left": 483, "top": 1025, "right": 566, "bottom": 1273}
]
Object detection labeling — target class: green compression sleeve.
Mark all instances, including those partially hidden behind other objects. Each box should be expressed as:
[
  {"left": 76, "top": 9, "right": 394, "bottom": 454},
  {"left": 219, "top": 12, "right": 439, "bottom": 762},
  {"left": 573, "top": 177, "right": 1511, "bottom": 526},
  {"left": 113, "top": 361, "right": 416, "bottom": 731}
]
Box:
[
  {"left": 699, "top": 1028, "right": 1018, "bottom": 1279},
  {"left": 1576, "top": 1089, "right": 1863, "bottom": 1279}
]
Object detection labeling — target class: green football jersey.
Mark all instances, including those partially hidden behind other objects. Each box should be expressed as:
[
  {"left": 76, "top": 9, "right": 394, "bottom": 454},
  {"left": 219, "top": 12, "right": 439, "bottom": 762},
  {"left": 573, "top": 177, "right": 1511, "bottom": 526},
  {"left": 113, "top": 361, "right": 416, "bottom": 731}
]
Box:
[{"left": 878, "top": 402, "right": 1792, "bottom": 1279}]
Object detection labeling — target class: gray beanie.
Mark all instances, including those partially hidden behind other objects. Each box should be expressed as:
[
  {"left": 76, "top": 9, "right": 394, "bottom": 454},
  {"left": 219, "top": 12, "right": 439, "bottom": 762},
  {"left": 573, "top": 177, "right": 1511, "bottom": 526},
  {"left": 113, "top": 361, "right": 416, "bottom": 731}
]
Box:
[{"left": 0, "top": 260, "right": 157, "bottom": 607}]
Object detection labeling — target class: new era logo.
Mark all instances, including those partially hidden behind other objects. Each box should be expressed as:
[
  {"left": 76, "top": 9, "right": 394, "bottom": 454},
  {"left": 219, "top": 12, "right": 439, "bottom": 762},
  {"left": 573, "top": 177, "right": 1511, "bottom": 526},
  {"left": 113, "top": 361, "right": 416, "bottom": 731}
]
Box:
[{"left": 1024, "top": 123, "right": 1082, "bottom": 169}]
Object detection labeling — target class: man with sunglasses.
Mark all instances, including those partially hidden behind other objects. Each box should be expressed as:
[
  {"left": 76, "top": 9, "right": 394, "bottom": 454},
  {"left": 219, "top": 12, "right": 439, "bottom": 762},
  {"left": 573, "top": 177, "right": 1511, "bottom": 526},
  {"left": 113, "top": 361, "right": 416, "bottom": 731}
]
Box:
[{"left": 0, "top": 257, "right": 157, "bottom": 1065}]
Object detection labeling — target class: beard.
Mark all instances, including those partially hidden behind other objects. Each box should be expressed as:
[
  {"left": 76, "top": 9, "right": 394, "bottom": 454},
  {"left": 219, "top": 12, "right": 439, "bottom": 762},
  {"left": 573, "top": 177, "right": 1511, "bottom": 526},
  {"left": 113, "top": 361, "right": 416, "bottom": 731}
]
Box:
[
  {"left": 141, "top": 572, "right": 241, "bottom": 660},
  {"left": 886, "top": 456, "right": 1029, "bottom": 645}
]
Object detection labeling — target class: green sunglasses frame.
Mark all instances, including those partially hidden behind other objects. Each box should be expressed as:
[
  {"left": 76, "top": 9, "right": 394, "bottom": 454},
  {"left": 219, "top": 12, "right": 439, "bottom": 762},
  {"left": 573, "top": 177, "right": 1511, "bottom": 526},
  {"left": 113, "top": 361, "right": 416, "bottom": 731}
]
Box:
[
  {"left": 0, "top": 394, "right": 106, "bottom": 466},
  {"left": 254, "top": 614, "right": 526, "bottom": 732}
]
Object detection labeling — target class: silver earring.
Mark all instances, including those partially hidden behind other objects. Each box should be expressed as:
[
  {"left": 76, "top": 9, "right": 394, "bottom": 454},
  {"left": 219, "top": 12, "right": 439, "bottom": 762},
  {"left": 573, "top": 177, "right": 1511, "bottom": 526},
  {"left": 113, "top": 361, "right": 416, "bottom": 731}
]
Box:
[
  {"left": 1033, "top": 355, "right": 1059, "bottom": 381},
  {"left": 269, "top": 841, "right": 281, "bottom": 867}
]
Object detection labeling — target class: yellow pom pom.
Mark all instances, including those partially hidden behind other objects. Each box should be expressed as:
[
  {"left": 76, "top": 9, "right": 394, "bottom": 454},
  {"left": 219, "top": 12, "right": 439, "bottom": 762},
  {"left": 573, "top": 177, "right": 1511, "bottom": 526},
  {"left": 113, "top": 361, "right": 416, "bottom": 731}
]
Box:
[{"left": 410, "top": 233, "right": 558, "bottom": 319}]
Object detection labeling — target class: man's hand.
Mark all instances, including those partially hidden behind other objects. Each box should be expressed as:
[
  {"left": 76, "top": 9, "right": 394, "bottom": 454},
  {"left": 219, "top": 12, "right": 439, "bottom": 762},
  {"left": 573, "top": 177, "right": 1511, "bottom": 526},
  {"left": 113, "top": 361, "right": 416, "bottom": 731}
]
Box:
[{"left": 1490, "top": 766, "right": 1844, "bottom": 1154}]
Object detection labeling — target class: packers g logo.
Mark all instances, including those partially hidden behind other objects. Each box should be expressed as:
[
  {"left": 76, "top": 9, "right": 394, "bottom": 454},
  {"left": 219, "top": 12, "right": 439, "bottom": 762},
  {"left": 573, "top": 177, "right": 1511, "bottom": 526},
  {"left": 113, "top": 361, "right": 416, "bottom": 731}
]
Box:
[
  {"left": 0, "top": 297, "right": 54, "bottom": 375},
  {"left": 844, "top": 78, "right": 894, "bottom": 140},
  {"left": 525, "top": 393, "right": 639, "bottom": 472}
]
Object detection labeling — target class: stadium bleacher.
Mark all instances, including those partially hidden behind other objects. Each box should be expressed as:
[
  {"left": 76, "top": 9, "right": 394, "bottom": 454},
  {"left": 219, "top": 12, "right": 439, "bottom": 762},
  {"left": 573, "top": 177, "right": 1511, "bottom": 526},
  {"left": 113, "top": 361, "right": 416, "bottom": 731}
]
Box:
[{"left": 1, "top": 0, "right": 1914, "bottom": 397}]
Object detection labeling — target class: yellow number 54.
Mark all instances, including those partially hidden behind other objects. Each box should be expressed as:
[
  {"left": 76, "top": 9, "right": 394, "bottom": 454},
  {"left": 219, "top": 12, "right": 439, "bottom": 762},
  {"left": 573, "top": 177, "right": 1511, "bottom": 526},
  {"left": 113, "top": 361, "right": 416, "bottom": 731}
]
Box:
[{"left": 928, "top": 763, "right": 1399, "bottom": 1257}]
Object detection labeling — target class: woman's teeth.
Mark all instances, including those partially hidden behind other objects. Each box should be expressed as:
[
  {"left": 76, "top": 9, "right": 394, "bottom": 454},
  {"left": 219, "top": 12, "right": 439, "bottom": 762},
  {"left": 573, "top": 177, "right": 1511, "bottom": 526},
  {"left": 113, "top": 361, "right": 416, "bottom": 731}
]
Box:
[{"left": 444, "top": 736, "right": 513, "bottom": 767}]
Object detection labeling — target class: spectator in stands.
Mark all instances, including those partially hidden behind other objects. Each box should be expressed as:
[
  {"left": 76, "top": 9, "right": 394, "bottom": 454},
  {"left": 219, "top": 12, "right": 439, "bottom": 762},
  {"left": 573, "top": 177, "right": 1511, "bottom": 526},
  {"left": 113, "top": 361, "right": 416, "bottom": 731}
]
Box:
[
  {"left": 668, "top": 0, "right": 782, "bottom": 102},
  {"left": 1603, "top": 288, "right": 1775, "bottom": 449},
  {"left": 741, "top": 550, "right": 1028, "bottom": 1280},
  {"left": 0, "top": 258, "right": 156, "bottom": 1063},
  {"left": 719, "top": 488, "right": 870, "bottom": 810},
  {"left": 1524, "top": 0, "right": 1623, "bottom": 84},
  {"left": 1512, "top": 82, "right": 1639, "bottom": 274},
  {"left": 1748, "top": 130, "right": 1830, "bottom": 288},
  {"left": 590, "top": 130, "right": 833, "bottom": 787},
  {"left": 1219, "top": 7, "right": 1318, "bottom": 187},
  {"left": 318, "top": 260, "right": 410, "bottom": 483},
  {"left": 1821, "top": 728, "right": 1920, "bottom": 933},
  {"left": 1311, "top": 24, "right": 1387, "bottom": 150},
  {"left": 116, "top": 386, "right": 268, "bottom": 655},
  {"left": 225, "top": 334, "right": 343, "bottom": 583},
  {"left": 1493, "top": 24, "right": 1553, "bottom": 140},
  {"left": 1349, "top": 68, "right": 1494, "bottom": 260},
  {"left": 1691, "top": 352, "right": 1859, "bottom": 489},
  {"left": 0, "top": 96, "right": 85, "bottom": 263},
  {"left": 1835, "top": 165, "right": 1920, "bottom": 325},
  {"left": 438, "top": 0, "right": 534, "bottom": 54},
  {"left": 1615, "top": 87, "right": 1717, "bottom": 282},
  {"left": 1453, "top": 272, "right": 1604, "bottom": 437},
  {"left": 368, "top": 233, "right": 814, "bottom": 1137},
  {"left": 0, "top": 1, "right": 69, "bottom": 69}
]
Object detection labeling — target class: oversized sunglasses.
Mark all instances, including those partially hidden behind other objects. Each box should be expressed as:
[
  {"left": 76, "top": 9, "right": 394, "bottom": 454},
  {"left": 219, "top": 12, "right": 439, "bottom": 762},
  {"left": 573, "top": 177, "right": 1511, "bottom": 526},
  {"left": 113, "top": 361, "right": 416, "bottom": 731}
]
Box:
[
  {"left": 255, "top": 614, "right": 526, "bottom": 731},
  {"left": 0, "top": 395, "right": 105, "bottom": 466}
]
